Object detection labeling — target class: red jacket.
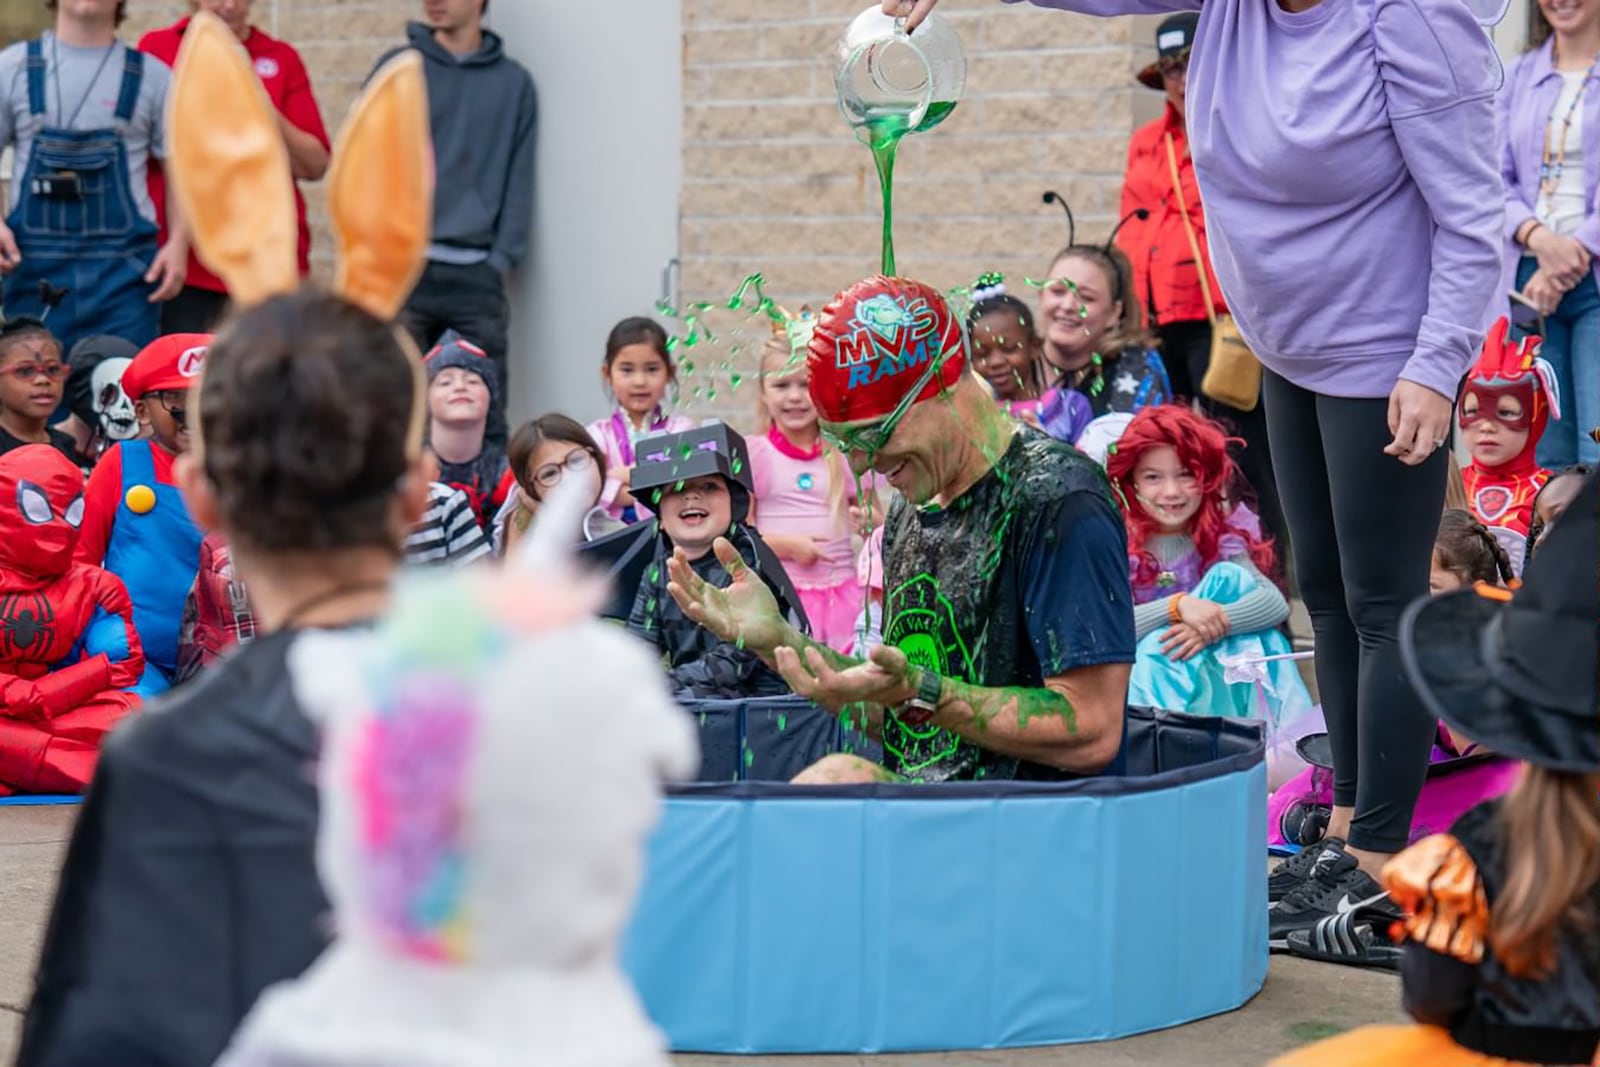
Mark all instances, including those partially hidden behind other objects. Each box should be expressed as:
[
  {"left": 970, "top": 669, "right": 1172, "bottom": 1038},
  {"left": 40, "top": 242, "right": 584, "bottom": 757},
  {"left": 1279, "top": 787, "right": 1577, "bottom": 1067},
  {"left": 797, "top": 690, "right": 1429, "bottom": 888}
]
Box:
[
  {"left": 1116, "top": 107, "right": 1229, "bottom": 328},
  {"left": 139, "top": 18, "right": 330, "bottom": 292}
]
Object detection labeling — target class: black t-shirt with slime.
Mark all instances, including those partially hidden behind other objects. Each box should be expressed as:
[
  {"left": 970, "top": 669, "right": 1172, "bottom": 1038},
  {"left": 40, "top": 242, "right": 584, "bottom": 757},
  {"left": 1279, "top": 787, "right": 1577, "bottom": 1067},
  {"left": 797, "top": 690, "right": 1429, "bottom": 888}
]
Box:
[{"left": 879, "top": 429, "right": 1136, "bottom": 782}]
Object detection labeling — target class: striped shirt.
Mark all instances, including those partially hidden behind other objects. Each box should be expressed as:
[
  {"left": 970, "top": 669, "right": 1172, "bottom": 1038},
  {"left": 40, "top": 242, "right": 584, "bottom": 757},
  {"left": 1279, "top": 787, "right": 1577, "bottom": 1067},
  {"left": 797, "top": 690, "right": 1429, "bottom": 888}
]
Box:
[{"left": 405, "top": 483, "right": 491, "bottom": 568}]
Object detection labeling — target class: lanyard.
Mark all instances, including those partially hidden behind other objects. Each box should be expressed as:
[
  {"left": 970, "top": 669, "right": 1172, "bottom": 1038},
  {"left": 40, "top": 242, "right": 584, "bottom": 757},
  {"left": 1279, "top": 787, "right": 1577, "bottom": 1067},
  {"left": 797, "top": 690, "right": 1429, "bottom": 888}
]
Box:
[
  {"left": 1538, "top": 55, "right": 1599, "bottom": 209},
  {"left": 51, "top": 37, "right": 116, "bottom": 132}
]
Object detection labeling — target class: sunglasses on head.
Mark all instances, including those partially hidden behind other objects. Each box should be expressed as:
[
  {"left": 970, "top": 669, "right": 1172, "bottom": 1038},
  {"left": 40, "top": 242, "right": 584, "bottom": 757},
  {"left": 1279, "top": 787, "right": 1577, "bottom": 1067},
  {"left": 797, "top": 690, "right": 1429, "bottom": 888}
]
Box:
[{"left": 820, "top": 351, "right": 948, "bottom": 458}]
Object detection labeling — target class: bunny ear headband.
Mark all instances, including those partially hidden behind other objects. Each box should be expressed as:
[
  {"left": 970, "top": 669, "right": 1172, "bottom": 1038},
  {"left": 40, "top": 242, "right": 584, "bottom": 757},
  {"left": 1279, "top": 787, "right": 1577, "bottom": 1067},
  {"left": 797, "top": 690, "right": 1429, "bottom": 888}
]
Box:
[{"left": 167, "top": 12, "right": 434, "bottom": 459}]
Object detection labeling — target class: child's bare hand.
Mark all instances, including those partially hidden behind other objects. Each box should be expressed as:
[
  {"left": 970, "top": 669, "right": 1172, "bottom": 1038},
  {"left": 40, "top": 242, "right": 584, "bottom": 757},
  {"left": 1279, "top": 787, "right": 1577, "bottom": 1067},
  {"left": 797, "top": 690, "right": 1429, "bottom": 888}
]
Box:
[{"left": 1176, "top": 596, "right": 1231, "bottom": 645}]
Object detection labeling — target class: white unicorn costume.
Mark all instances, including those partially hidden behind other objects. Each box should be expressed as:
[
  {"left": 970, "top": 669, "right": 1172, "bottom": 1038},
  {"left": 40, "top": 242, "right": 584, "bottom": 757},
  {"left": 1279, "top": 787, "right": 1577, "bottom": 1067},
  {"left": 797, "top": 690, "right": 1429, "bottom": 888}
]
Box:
[
  {"left": 216, "top": 477, "right": 698, "bottom": 1067},
  {"left": 157, "top": 17, "right": 698, "bottom": 1065}
]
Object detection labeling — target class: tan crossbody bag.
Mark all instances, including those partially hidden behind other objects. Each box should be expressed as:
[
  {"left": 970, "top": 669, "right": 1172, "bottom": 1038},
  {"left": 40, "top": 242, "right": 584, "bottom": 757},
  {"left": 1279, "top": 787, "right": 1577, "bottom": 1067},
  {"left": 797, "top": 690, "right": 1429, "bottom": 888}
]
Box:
[{"left": 1164, "top": 132, "right": 1261, "bottom": 411}]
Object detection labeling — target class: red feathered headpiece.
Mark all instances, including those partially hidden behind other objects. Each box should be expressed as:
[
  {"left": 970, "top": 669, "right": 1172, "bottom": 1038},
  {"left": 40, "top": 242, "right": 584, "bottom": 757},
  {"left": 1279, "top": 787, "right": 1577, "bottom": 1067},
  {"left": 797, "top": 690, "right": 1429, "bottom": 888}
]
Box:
[{"left": 1460, "top": 317, "right": 1561, "bottom": 474}]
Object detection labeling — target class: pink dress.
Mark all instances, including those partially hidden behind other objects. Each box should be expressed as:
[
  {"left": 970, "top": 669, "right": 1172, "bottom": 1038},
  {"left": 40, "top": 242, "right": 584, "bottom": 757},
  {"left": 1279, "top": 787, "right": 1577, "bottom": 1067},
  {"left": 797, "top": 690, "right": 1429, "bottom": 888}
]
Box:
[
  {"left": 586, "top": 408, "right": 696, "bottom": 522},
  {"left": 747, "top": 427, "right": 863, "bottom": 653}
]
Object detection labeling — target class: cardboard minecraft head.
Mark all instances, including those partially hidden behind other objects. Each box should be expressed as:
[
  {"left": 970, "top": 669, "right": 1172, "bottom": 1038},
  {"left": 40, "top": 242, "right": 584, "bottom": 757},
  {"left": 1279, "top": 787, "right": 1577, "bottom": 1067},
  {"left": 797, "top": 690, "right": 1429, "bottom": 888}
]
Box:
[{"left": 630, "top": 423, "right": 754, "bottom": 523}]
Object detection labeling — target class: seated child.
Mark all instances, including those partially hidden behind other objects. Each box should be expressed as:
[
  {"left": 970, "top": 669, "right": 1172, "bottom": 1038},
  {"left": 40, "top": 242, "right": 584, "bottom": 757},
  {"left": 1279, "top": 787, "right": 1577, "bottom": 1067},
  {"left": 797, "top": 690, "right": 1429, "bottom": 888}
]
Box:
[
  {"left": 216, "top": 499, "right": 697, "bottom": 1067},
  {"left": 749, "top": 311, "right": 875, "bottom": 653},
  {"left": 966, "top": 274, "right": 1047, "bottom": 420},
  {"left": 0, "top": 318, "right": 80, "bottom": 464},
  {"left": 1106, "top": 405, "right": 1313, "bottom": 721},
  {"left": 404, "top": 482, "right": 491, "bottom": 568},
  {"left": 496, "top": 413, "right": 620, "bottom": 556},
  {"left": 61, "top": 335, "right": 140, "bottom": 466},
  {"left": 1459, "top": 317, "right": 1561, "bottom": 577},
  {"left": 1525, "top": 463, "right": 1591, "bottom": 564},
  {"left": 627, "top": 424, "right": 809, "bottom": 700},
  {"left": 174, "top": 531, "right": 255, "bottom": 685},
  {"left": 76, "top": 334, "right": 209, "bottom": 685},
  {"left": 424, "top": 330, "right": 513, "bottom": 529},
  {"left": 1430, "top": 510, "right": 1515, "bottom": 596},
  {"left": 587, "top": 317, "right": 695, "bottom": 524},
  {"left": 1270, "top": 472, "right": 1598, "bottom": 1059},
  {"left": 0, "top": 446, "right": 146, "bottom": 794}
]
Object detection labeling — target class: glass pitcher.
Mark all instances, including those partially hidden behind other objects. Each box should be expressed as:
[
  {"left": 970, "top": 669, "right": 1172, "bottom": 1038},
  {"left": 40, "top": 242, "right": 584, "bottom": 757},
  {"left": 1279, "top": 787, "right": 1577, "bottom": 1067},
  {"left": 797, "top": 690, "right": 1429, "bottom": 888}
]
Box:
[{"left": 834, "top": 6, "right": 967, "bottom": 145}]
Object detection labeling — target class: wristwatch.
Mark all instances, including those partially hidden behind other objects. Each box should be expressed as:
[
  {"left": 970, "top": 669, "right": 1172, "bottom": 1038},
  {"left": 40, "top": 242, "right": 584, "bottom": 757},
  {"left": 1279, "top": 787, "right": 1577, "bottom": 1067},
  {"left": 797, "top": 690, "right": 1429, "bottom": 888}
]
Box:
[{"left": 895, "top": 667, "right": 943, "bottom": 726}]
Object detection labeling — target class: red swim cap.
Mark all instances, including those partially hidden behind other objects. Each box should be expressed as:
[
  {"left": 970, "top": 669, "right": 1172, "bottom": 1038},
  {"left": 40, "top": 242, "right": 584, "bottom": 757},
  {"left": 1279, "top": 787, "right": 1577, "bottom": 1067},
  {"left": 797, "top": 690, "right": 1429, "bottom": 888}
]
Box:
[{"left": 806, "top": 276, "right": 967, "bottom": 424}]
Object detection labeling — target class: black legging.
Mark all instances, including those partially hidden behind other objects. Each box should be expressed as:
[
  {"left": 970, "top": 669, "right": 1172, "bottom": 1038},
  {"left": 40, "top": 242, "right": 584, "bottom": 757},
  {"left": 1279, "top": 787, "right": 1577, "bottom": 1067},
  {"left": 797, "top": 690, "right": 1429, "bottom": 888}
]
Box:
[{"left": 1263, "top": 371, "right": 1444, "bottom": 854}]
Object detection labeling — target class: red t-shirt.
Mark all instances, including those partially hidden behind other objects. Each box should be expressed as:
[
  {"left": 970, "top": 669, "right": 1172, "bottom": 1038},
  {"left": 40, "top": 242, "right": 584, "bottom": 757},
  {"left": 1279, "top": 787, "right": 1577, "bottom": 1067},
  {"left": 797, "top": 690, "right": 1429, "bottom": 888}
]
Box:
[{"left": 138, "top": 18, "right": 330, "bottom": 291}]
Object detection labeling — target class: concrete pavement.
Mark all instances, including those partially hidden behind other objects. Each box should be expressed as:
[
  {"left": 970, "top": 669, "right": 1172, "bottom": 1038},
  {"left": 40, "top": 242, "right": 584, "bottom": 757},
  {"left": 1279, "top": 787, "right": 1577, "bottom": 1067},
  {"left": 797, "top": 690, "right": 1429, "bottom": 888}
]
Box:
[{"left": 1, "top": 805, "right": 1401, "bottom": 1066}]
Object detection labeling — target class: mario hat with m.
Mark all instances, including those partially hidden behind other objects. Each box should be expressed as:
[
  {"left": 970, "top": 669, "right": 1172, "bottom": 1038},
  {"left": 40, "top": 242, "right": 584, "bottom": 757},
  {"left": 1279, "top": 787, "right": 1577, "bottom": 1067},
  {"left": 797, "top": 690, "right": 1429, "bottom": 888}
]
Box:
[{"left": 120, "top": 333, "right": 212, "bottom": 400}]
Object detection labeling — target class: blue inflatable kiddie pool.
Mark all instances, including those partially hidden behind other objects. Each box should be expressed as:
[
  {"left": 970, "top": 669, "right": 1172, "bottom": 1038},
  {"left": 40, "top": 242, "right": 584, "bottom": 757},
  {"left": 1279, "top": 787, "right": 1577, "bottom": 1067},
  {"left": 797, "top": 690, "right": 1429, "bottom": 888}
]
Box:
[{"left": 624, "top": 704, "right": 1267, "bottom": 1053}]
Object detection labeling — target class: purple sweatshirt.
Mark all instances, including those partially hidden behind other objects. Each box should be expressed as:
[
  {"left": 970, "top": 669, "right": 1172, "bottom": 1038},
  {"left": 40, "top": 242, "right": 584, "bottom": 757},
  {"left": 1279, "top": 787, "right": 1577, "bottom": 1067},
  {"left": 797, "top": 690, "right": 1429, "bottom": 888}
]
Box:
[
  {"left": 1011, "top": 0, "right": 1504, "bottom": 400},
  {"left": 1498, "top": 39, "right": 1600, "bottom": 287}
]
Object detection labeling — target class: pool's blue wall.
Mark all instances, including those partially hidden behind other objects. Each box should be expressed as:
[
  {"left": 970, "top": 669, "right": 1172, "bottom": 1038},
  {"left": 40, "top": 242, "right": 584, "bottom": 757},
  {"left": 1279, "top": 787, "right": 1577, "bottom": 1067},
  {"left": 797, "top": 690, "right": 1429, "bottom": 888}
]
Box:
[{"left": 623, "top": 744, "right": 1267, "bottom": 1052}]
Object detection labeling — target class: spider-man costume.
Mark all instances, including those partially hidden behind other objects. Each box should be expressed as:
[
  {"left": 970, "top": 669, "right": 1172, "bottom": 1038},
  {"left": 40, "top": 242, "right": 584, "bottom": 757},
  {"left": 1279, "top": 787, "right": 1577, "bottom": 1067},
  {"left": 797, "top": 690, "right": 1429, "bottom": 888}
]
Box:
[
  {"left": 0, "top": 445, "right": 144, "bottom": 794},
  {"left": 1459, "top": 317, "right": 1562, "bottom": 577}
]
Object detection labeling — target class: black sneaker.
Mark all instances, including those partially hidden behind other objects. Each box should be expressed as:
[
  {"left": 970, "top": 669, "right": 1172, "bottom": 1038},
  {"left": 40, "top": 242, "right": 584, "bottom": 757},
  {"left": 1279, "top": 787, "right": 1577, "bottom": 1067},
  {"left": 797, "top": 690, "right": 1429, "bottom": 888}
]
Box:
[
  {"left": 1267, "top": 837, "right": 1343, "bottom": 904},
  {"left": 1268, "top": 841, "right": 1400, "bottom": 950}
]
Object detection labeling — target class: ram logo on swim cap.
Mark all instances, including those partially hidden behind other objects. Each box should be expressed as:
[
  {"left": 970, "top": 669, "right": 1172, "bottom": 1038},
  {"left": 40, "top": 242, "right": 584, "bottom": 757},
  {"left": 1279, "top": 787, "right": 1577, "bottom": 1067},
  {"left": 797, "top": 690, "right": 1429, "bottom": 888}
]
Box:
[{"left": 806, "top": 276, "right": 967, "bottom": 425}]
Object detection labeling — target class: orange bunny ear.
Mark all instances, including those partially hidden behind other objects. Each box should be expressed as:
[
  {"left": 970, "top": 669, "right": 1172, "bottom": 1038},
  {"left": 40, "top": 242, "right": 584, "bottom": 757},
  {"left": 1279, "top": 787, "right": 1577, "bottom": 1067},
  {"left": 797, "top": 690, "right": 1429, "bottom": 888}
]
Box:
[
  {"left": 327, "top": 52, "right": 433, "bottom": 321},
  {"left": 166, "top": 12, "right": 299, "bottom": 306}
]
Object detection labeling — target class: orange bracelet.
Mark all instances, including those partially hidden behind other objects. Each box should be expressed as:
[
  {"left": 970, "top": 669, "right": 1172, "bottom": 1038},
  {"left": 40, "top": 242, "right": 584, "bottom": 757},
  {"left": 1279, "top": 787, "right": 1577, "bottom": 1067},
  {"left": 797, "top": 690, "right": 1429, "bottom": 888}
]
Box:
[{"left": 1167, "top": 593, "right": 1186, "bottom": 624}]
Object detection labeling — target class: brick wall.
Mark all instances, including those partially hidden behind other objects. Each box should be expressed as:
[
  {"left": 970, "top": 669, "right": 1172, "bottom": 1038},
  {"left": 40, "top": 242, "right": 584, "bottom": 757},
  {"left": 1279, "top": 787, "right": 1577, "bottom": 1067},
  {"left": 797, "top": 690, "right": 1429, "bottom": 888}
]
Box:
[
  {"left": 116, "top": 1, "right": 1150, "bottom": 426},
  {"left": 122, "top": 0, "right": 416, "bottom": 280},
  {"left": 679, "top": 0, "right": 1152, "bottom": 425}
]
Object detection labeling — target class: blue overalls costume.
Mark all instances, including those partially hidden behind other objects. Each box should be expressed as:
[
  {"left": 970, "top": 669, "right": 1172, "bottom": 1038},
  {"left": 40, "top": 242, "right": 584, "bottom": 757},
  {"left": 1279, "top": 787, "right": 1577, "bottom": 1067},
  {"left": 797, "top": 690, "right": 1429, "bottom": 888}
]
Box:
[
  {"left": 103, "top": 439, "right": 201, "bottom": 684},
  {"left": 2, "top": 39, "right": 160, "bottom": 355}
]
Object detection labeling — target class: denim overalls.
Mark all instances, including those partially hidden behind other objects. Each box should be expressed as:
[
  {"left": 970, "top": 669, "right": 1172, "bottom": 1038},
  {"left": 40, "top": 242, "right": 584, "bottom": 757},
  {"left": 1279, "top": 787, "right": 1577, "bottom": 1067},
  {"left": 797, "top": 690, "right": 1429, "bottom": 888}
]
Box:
[
  {"left": 2, "top": 39, "right": 159, "bottom": 355},
  {"left": 103, "top": 440, "right": 202, "bottom": 683}
]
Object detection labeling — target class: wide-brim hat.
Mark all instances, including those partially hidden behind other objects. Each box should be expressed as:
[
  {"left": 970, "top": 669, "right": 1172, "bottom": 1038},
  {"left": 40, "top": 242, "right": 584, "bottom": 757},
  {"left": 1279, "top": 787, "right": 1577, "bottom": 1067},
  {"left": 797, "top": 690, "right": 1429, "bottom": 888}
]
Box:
[
  {"left": 1400, "top": 469, "right": 1599, "bottom": 773},
  {"left": 1138, "top": 12, "right": 1199, "bottom": 90}
]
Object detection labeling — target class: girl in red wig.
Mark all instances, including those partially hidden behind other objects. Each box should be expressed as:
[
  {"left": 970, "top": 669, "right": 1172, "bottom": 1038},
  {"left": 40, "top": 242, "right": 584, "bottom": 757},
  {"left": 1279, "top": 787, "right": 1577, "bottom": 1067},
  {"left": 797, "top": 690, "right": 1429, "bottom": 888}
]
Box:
[{"left": 1106, "top": 406, "right": 1312, "bottom": 720}]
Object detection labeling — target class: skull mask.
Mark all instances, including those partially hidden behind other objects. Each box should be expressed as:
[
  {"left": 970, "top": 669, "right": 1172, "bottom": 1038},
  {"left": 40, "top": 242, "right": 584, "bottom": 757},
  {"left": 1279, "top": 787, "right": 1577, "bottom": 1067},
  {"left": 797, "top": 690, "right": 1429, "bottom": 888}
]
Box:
[{"left": 90, "top": 356, "right": 137, "bottom": 441}]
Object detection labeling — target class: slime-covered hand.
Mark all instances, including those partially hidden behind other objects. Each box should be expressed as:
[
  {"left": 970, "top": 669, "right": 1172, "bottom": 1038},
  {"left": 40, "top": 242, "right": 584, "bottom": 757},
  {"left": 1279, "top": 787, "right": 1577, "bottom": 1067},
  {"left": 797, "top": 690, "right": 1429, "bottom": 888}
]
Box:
[
  {"left": 773, "top": 643, "right": 915, "bottom": 714},
  {"left": 665, "top": 537, "right": 788, "bottom": 654}
]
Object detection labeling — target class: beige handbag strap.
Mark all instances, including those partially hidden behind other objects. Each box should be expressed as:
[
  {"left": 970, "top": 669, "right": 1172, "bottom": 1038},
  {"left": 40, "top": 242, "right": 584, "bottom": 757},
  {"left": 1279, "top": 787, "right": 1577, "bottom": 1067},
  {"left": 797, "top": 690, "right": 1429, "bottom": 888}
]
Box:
[{"left": 1164, "top": 132, "right": 1218, "bottom": 329}]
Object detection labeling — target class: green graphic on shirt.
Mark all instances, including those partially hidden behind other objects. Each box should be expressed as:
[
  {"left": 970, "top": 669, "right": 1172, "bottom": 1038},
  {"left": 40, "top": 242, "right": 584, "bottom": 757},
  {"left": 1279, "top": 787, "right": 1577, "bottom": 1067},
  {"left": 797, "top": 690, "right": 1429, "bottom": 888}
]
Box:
[{"left": 881, "top": 572, "right": 976, "bottom": 778}]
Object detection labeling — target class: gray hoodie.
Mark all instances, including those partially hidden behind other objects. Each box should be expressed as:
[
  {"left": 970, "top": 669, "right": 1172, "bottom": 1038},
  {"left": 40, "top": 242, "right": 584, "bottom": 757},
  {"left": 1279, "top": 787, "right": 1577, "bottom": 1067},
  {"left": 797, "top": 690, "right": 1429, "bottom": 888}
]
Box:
[{"left": 376, "top": 23, "right": 537, "bottom": 274}]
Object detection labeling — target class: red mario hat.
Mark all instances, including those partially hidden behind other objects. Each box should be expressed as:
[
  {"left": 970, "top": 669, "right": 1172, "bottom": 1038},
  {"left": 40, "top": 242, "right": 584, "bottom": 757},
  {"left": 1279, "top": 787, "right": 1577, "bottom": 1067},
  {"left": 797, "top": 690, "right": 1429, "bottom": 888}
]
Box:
[
  {"left": 120, "top": 333, "right": 212, "bottom": 399},
  {"left": 806, "top": 276, "right": 967, "bottom": 424}
]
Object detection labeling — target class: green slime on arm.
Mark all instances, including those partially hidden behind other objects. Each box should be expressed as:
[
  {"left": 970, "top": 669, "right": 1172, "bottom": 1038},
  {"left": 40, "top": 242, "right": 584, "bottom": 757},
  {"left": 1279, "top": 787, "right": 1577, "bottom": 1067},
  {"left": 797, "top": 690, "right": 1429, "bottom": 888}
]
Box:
[{"left": 859, "top": 101, "right": 957, "bottom": 277}]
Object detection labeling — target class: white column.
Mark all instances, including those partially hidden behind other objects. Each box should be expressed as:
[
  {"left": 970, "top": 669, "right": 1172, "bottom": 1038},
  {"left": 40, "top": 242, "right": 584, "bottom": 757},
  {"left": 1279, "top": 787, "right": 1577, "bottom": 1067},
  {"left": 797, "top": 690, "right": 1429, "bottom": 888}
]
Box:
[{"left": 489, "top": 1, "right": 684, "bottom": 426}]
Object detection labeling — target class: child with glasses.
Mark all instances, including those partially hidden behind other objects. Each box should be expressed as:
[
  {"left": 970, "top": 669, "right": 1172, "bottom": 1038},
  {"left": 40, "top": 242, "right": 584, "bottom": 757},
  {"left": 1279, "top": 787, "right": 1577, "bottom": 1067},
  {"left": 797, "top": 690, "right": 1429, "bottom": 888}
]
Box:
[
  {"left": 0, "top": 318, "right": 78, "bottom": 463},
  {"left": 76, "top": 334, "right": 209, "bottom": 688},
  {"left": 495, "top": 413, "right": 620, "bottom": 556}
]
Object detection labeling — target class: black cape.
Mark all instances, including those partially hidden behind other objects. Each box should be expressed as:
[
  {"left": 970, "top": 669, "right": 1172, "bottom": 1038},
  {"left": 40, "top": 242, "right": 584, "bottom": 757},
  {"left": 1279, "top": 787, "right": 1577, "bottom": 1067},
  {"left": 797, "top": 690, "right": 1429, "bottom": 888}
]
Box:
[{"left": 16, "top": 629, "right": 329, "bottom": 1067}]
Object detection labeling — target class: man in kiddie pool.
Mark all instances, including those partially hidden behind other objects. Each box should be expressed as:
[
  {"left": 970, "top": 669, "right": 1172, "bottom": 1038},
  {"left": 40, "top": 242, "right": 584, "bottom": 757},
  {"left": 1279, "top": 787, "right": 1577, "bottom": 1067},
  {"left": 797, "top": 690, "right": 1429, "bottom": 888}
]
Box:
[
  {"left": 667, "top": 276, "right": 1136, "bottom": 785},
  {"left": 75, "top": 332, "right": 207, "bottom": 687},
  {"left": 627, "top": 424, "right": 810, "bottom": 701}
]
